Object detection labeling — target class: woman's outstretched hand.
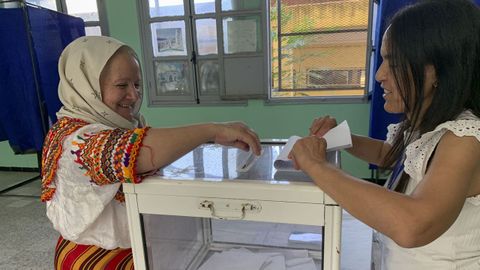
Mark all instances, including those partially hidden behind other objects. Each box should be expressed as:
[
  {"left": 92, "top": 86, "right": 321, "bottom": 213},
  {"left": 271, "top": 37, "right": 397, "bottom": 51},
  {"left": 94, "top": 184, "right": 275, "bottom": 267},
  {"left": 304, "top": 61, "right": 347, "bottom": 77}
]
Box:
[
  {"left": 213, "top": 122, "right": 262, "bottom": 155},
  {"left": 309, "top": 115, "right": 337, "bottom": 137},
  {"left": 289, "top": 136, "right": 328, "bottom": 172}
]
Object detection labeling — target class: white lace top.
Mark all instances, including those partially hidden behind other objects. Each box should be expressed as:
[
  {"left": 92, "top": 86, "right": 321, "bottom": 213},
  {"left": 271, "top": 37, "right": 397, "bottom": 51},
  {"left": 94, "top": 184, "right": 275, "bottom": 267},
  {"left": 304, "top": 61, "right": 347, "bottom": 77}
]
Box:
[{"left": 373, "top": 110, "right": 480, "bottom": 270}]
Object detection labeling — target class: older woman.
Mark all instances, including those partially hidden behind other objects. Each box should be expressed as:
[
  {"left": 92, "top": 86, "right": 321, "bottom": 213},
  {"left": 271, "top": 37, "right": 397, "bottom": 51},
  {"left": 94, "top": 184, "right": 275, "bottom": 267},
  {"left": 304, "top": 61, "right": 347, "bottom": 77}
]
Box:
[{"left": 41, "top": 36, "right": 261, "bottom": 270}]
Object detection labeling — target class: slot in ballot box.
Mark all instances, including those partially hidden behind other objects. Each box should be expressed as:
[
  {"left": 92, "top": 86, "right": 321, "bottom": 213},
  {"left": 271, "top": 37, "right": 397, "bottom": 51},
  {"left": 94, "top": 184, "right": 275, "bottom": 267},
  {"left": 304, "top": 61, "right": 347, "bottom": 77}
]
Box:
[{"left": 124, "top": 143, "right": 342, "bottom": 270}]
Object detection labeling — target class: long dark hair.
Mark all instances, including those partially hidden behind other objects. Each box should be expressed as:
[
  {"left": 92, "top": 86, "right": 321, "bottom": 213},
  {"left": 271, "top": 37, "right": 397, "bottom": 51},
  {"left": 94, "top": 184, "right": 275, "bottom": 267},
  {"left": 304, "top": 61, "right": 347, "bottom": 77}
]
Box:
[{"left": 382, "top": 0, "right": 480, "bottom": 169}]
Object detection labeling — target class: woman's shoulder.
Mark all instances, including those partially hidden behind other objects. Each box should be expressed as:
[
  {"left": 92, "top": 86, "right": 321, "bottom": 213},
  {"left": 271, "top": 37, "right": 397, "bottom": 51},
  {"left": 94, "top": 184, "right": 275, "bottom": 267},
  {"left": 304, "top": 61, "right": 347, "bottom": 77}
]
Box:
[
  {"left": 50, "top": 117, "right": 116, "bottom": 135},
  {"left": 404, "top": 111, "right": 480, "bottom": 183},
  {"left": 49, "top": 117, "right": 88, "bottom": 133},
  {"left": 413, "top": 110, "right": 480, "bottom": 148},
  {"left": 386, "top": 122, "right": 403, "bottom": 144},
  {"left": 432, "top": 110, "right": 480, "bottom": 139},
  {"left": 457, "top": 110, "right": 480, "bottom": 121}
]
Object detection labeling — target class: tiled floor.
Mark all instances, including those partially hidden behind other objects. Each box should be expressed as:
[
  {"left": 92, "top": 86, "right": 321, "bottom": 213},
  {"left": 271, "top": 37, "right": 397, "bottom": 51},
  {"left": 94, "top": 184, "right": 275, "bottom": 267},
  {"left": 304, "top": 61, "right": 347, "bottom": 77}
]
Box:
[
  {"left": 0, "top": 171, "right": 39, "bottom": 194},
  {"left": 0, "top": 171, "right": 372, "bottom": 270},
  {"left": 0, "top": 172, "right": 58, "bottom": 270}
]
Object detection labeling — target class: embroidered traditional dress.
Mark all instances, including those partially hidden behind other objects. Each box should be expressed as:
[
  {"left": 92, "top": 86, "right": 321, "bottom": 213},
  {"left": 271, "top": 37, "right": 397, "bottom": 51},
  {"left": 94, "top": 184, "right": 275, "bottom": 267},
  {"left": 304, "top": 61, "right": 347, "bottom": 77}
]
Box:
[
  {"left": 372, "top": 110, "right": 480, "bottom": 270},
  {"left": 42, "top": 36, "right": 148, "bottom": 269},
  {"left": 42, "top": 117, "right": 148, "bottom": 249}
]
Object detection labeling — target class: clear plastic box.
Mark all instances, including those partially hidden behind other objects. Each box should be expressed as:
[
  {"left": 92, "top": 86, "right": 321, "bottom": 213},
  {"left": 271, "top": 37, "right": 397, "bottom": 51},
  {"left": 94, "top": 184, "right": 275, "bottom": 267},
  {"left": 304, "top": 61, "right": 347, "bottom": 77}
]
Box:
[{"left": 124, "top": 143, "right": 342, "bottom": 270}]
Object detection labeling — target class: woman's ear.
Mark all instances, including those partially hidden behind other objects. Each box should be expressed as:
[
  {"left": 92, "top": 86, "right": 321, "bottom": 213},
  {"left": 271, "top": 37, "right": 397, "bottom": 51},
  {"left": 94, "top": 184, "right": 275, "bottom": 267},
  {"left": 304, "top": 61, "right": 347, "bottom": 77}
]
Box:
[{"left": 425, "top": 64, "right": 438, "bottom": 91}]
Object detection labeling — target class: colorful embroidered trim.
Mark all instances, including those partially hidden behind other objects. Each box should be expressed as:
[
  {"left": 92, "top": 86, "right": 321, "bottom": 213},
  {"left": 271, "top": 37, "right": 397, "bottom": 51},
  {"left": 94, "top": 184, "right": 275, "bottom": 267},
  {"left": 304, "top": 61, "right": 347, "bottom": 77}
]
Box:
[
  {"left": 41, "top": 118, "right": 88, "bottom": 202},
  {"left": 72, "top": 127, "right": 150, "bottom": 187}
]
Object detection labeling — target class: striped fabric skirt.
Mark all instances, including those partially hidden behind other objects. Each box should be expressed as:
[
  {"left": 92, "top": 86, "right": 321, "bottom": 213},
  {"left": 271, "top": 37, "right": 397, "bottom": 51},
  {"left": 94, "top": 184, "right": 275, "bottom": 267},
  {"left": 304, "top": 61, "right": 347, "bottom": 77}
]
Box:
[{"left": 54, "top": 236, "right": 134, "bottom": 270}]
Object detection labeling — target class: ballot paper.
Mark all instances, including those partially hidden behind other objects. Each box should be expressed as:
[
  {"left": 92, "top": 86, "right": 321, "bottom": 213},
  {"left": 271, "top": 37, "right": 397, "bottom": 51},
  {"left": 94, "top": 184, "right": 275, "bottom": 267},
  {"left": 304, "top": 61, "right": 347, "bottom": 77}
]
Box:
[
  {"left": 236, "top": 149, "right": 263, "bottom": 172},
  {"left": 274, "top": 120, "right": 352, "bottom": 171},
  {"left": 288, "top": 232, "right": 322, "bottom": 246},
  {"left": 286, "top": 257, "right": 317, "bottom": 270},
  {"left": 197, "top": 248, "right": 268, "bottom": 270},
  {"left": 262, "top": 255, "right": 286, "bottom": 270},
  {"left": 197, "top": 248, "right": 317, "bottom": 270}
]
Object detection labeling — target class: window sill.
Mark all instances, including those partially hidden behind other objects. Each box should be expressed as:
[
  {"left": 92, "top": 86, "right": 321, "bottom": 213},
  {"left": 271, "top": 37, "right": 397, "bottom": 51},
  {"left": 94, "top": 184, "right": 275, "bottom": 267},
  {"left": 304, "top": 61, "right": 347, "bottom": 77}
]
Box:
[{"left": 265, "top": 95, "right": 368, "bottom": 105}]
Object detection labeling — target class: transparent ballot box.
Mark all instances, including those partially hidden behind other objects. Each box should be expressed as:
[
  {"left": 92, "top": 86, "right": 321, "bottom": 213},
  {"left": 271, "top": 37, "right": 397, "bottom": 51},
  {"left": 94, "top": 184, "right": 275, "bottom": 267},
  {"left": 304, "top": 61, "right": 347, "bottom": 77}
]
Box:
[{"left": 124, "top": 143, "right": 342, "bottom": 270}]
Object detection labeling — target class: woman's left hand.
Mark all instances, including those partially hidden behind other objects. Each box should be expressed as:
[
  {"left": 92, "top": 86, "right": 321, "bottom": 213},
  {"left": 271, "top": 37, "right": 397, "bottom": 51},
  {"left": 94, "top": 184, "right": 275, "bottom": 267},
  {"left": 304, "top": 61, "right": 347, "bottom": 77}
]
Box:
[{"left": 289, "top": 136, "right": 328, "bottom": 172}]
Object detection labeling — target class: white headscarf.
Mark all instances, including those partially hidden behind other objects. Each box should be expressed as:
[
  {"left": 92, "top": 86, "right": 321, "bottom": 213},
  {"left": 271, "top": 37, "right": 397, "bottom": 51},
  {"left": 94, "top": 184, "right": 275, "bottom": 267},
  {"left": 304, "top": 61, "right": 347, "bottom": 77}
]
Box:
[{"left": 56, "top": 36, "right": 145, "bottom": 129}]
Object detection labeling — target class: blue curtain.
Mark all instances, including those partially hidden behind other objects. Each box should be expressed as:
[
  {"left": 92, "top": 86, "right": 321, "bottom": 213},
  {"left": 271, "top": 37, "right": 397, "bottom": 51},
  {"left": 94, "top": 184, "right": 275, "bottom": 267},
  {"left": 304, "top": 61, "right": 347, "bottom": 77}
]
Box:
[
  {"left": 28, "top": 7, "right": 85, "bottom": 124},
  {"left": 0, "top": 8, "right": 43, "bottom": 154},
  {"left": 0, "top": 6, "right": 84, "bottom": 154}
]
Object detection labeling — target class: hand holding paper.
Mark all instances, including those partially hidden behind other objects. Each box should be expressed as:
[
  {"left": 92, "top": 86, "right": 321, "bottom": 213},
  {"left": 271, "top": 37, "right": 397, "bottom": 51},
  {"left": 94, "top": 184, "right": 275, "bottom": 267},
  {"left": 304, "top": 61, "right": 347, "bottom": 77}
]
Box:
[
  {"left": 274, "top": 121, "right": 352, "bottom": 171},
  {"left": 320, "top": 120, "right": 353, "bottom": 151}
]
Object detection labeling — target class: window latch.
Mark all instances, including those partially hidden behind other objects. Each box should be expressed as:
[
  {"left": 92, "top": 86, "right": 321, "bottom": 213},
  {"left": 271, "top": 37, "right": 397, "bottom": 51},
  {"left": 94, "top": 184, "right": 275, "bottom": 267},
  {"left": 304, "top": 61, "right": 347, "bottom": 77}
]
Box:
[{"left": 190, "top": 51, "right": 197, "bottom": 64}]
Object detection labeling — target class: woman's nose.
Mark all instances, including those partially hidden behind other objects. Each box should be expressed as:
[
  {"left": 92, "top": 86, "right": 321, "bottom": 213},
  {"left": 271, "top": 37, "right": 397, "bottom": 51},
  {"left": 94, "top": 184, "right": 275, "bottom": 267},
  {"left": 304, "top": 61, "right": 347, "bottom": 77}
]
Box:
[
  {"left": 375, "top": 63, "right": 386, "bottom": 83},
  {"left": 126, "top": 84, "right": 139, "bottom": 100}
]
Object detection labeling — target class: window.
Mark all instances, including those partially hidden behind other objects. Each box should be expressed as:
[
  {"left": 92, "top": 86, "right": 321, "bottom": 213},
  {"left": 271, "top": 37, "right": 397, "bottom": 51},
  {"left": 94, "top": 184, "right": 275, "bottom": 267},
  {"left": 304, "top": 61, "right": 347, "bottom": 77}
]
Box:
[
  {"left": 26, "top": 0, "right": 107, "bottom": 36},
  {"left": 270, "top": 0, "right": 373, "bottom": 100},
  {"left": 25, "top": 0, "right": 56, "bottom": 10},
  {"left": 63, "top": 0, "right": 106, "bottom": 36},
  {"left": 307, "top": 69, "right": 365, "bottom": 89},
  {"left": 139, "top": 0, "right": 374, "bottom": 105},
  {"left": 138, "top": 0, "right": 267, "bottom": 105}
]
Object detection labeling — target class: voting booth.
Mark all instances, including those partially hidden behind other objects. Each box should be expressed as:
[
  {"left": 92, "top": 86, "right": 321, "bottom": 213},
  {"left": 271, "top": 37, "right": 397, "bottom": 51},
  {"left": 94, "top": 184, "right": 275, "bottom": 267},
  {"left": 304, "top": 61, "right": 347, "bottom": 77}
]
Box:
[{"left": 124, "top": 143, "right": 342, "bottom": 270}]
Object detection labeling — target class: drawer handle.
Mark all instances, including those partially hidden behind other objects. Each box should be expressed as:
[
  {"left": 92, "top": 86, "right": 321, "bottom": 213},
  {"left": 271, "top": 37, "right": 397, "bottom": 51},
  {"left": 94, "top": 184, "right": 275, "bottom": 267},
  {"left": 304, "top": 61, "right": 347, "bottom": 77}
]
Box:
[{"left": 199, "top": 200, "right": 261, "bottom": 220}]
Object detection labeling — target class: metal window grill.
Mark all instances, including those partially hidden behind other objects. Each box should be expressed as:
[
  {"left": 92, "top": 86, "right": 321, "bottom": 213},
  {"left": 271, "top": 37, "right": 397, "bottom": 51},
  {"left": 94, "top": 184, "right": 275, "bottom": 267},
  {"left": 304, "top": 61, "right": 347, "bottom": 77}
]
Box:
[{"left": 271, "top": 0, "right": 371, "bottom": 97}]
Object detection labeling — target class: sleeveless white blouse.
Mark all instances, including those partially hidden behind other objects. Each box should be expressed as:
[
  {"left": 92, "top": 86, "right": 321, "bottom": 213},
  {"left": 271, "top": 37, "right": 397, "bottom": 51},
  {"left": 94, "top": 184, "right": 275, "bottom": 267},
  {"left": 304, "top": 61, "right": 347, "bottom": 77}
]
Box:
[{"left": 372, "top": 110, "right": 480, "bottom": 270}]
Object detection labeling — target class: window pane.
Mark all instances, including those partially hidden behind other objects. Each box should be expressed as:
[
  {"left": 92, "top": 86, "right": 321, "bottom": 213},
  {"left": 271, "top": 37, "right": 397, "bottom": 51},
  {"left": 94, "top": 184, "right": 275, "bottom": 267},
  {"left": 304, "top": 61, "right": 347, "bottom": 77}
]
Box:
[
  {"left": 271, "top": 0, "right": 279, "bottom": 90},
  {"left": 151, "top": 21, "right": 187, "bottom": 57},
  {"left": 149, "top": 0, "right": 184, "bottom": 17},
  {"left": 196, "top": 19, "right": 217, "bottom": 55},
  {"left": 271, "top": 0, "right": 370, "bottom": 98},
  {"left": 222, "top": 0, "right": 261, "bottom": 11},
  {"left": 154, "top": 61, "right": 192, "bottom": 96},
  {"left": 194, "top": 0, "right": 215, "bottom": 14},
  {"left": 223, "top": 16, "right": 261, "bottom": 54},
  {"left": 307, "top": 69, "right": 365, "bottom": 88},
  {"left": 279, "top": 32, "right": 367, "bottom": 90},
  {"left": 26, "top": 0, "right": 56, "bottom": 10},
  {"left": 198, "top": 60, "right": 220, "bottom": 95},
  {"left": 281, "top": 0, "right": 369, "bottom": 34},
  {"left": 85, "top": 26, "right": 102, "bottom": 36},
  {"left": 65, "top": 0, "right": 98, "bottom": 21}
]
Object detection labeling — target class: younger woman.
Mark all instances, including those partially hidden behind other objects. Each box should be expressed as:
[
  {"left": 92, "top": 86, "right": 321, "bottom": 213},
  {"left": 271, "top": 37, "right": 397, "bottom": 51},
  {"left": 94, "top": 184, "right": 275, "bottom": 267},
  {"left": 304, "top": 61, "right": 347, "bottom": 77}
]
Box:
[{"left": 290, "top": 0, "right": 480, "bottom": 269}]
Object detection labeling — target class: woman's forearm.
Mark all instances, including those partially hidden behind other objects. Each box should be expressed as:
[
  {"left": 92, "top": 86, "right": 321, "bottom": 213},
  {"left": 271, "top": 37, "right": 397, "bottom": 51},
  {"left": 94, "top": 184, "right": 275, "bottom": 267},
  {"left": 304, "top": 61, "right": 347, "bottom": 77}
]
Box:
[
  {"left": 306, "top": 163, "right": 421, "bottom": 247},
  {"left": 135, "top": 123, "right": 218, "bottom": 173},
  {"left": 346, "top": 134, "right": 391, "bottom": 166}
]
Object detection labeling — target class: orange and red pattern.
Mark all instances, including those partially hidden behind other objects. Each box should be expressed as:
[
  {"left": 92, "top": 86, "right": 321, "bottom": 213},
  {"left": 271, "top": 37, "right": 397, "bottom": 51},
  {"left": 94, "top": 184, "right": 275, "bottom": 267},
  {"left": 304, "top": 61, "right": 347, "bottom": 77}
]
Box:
[
  {"left": 54, "top": 236, "right": 134, "bottom": 270},
  {"left": 71, "top": 127, "right": 149, "bottom": 186},
  {"left": 41, "top": 118, "right": 88, "bottom": 201},
  {"left": 41, "top": 117, "right": 150, "bottom": 202}
]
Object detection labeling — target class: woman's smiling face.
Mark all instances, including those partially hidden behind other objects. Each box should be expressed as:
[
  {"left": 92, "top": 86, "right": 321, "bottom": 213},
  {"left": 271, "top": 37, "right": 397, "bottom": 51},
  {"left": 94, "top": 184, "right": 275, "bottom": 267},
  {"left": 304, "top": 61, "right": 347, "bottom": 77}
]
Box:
[
  {"left": 375, "top": 32, "right": 405, "bottom": 114},
  {"left": 375, "top": 30, "right": 437, "bottom": 119},
  {"left": 100, "top": 47, "right": 141, "bottom": 121}
]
